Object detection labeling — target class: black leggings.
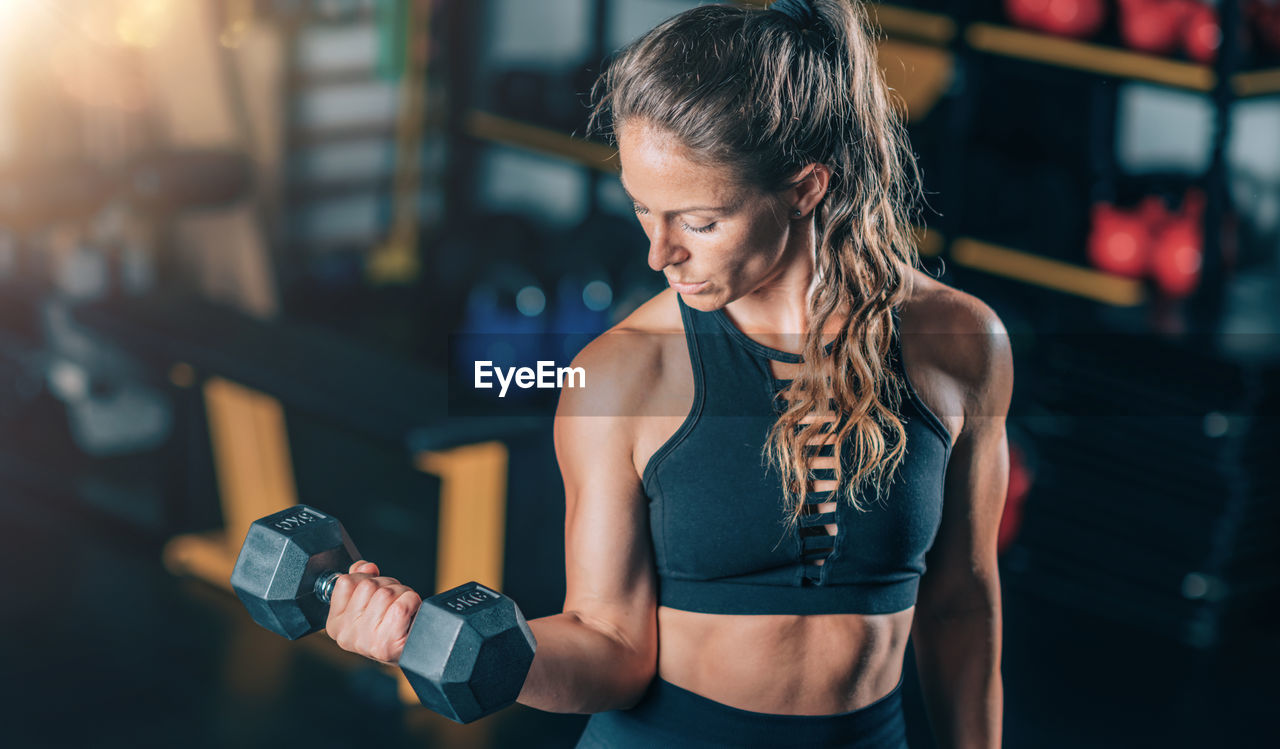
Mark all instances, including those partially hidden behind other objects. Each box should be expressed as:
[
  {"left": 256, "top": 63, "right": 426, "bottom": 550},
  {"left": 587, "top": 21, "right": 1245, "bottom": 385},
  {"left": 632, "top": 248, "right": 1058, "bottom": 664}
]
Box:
[{"left": 574, "top": 674, "right": 908, "bottom": 749}]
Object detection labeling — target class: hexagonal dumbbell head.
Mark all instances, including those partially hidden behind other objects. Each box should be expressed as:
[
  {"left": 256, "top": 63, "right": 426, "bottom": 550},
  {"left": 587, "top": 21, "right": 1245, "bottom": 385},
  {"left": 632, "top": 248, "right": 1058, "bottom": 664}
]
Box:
[
  {"left": 230, "top": 505, "right": 361, "bottom": 640},
  {"left": 399, "top": 582, "right": 537, "bottom": 724}
]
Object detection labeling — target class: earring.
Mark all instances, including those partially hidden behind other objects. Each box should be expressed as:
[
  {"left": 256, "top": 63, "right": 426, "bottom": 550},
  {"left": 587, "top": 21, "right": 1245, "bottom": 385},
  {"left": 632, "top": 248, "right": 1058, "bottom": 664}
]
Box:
[{"left": 792, "top": 208, "right": 803, "bottom": 217}]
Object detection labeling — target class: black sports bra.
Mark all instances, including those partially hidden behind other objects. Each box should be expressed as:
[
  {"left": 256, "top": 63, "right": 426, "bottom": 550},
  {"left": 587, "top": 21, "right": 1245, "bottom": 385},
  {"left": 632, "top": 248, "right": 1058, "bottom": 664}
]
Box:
[{"left": 641, "top": 296, "right": 952, "bottom": 615}]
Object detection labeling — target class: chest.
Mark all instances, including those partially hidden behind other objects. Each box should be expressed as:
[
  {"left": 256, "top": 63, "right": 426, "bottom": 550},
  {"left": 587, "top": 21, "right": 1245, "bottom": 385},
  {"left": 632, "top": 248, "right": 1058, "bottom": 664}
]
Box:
[
  {"left": 630, "top": 342, "right": 960, "bottom": 480},
  {"left": 645, "top": 412, "right": 949, "bottom": 582}
]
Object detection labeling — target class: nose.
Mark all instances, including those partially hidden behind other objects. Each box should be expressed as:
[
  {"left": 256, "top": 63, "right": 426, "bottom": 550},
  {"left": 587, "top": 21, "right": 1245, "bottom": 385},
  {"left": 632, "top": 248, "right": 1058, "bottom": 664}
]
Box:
[{"left": 646, "top": 223, "right": 688, "bottom": 272}]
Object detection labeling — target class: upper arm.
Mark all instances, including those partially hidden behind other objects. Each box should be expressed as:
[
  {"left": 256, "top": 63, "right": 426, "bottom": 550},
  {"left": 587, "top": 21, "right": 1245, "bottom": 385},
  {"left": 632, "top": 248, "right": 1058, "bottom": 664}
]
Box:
[
  {"left": 914, "top": 294, "right": 1014, "bottom": 624},
  {"left": 553, "top": 332, "right": 659, "bottom": 671}
]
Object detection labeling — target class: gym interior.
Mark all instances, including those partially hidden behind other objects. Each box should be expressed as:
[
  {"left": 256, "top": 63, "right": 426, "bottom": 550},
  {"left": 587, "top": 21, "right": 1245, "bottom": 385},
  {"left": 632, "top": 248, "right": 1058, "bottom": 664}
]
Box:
[{"left": 0, "top": 0, "right": 1277, "bottom": 747}]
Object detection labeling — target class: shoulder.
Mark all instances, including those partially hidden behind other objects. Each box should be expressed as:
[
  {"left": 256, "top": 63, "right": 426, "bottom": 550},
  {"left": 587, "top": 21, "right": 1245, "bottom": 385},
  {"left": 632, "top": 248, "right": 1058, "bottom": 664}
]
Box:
[
  {"left": 556, "top": 288, "right": 683, "bottom": 419},
  {"left": 898, "top": 271, "right": 1013, "bottom": 429},
  {"left": 573, "top": 287, "right": 682, "bottom": 376}
]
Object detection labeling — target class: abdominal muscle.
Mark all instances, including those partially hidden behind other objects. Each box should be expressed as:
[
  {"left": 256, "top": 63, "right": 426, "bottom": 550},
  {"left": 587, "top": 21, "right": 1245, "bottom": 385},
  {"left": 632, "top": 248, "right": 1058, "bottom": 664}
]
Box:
[{"left": 654, "top": 604, "right": 914, "bottom": 715}]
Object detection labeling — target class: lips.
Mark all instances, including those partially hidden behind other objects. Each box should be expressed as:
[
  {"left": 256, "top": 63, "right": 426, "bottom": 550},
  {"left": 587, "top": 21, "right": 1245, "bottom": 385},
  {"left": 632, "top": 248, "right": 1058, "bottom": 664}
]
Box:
[{"left": 669, "top": 279, "right": 708, "bottom": 293}]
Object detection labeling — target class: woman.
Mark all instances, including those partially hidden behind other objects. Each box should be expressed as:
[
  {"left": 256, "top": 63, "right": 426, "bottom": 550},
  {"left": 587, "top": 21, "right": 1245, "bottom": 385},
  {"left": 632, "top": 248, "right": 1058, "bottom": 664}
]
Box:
[{"left": 324, "top": 1, "right": 1011, "bottom": 747}]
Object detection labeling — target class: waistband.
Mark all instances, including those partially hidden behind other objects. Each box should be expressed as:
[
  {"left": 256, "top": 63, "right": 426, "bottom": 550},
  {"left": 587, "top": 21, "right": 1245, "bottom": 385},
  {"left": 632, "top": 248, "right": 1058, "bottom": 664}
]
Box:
[
  {"left": 606, "top": 672, "right": 908, "bottom": 748},
  {"left": 659, "top": 576, "right": 920, "bottom": 616}
]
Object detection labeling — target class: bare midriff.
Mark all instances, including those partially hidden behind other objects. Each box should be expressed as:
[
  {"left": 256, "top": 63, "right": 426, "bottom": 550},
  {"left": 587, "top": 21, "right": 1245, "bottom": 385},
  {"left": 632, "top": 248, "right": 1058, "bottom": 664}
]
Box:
[{"left": 654, "top": 603, "right": 914, "bottom": 715}]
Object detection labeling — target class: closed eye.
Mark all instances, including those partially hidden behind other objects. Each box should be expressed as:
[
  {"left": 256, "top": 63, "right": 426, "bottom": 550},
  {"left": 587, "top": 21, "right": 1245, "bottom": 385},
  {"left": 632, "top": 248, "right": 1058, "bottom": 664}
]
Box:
[{"left": 632, "top": 204, "right": 717, "bottom": 234}]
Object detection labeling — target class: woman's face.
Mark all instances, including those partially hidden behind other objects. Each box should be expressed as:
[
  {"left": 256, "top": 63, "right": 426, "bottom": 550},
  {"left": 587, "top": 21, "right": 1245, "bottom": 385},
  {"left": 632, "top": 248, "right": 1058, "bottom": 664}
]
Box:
[{"left": 616, "top": 123, "right": 799, "bottom": 311}]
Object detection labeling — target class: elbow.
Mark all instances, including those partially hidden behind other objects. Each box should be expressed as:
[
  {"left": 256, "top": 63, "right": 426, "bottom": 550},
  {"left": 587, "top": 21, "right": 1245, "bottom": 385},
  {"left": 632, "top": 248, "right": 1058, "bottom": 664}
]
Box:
[
  {"left": 913, "top": 591, "right": 1001, "bottom": 642},
  {"left": 569, "top": 609, "right": 658, "bottom": 711},
  {"left": 616, "top": 643, "right": 658, "bottom": 710},
  {"left": 914, "top": 576, "right": 1002, "bottom": 627},
  {"left": 608, "top": 621, "right": 658, "bottom": 710},
  {"left": 915, "top": 597, "right": 1000, "bottom": 626},
  {"left": 911, "top": 602, "right": 1001, "bottom": 666}
]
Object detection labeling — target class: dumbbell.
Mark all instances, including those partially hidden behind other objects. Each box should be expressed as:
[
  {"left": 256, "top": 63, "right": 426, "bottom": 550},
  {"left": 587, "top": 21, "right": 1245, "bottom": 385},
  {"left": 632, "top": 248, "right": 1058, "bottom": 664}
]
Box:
[{"left": 230, "top": 505, "right": 537, "bottom": 724}]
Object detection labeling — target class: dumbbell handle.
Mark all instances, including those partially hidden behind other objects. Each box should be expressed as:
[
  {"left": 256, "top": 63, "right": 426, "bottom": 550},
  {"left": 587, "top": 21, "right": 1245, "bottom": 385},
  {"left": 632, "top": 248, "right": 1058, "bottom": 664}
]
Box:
[{"left": 315, "top": 571, "right": 342, "bottom": 604}]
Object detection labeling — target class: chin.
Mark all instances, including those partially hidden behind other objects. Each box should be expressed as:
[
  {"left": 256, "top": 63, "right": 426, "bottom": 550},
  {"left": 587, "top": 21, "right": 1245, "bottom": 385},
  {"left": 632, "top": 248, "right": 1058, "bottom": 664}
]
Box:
[{"left": 677, "top": 289, "right": 727, "bottom": 312}]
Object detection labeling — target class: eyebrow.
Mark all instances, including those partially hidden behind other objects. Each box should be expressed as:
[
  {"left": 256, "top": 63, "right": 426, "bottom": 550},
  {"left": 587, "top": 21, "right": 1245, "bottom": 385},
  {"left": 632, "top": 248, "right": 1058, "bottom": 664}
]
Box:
[{"left": 618, "top": 172, "right": 739, "bottom": 215}]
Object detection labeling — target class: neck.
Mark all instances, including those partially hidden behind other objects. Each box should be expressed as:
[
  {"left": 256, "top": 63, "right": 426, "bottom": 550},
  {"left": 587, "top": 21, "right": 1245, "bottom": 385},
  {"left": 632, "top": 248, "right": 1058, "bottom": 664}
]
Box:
[{"left": 721, "top": 220, "right": 840, "bottom": 352}]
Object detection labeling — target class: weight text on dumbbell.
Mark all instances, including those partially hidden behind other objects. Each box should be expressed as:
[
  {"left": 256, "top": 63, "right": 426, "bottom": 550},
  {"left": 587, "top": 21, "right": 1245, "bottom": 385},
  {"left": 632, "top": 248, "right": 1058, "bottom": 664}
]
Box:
[
  {"left": 446, "top": 589, "right": 500, "bottom": 611},
  {"left": 474, "top": 361, "right": 585, "bottom": 398},
  {"left": 272, "top": 508, "right": 325, "bottom": 532}
]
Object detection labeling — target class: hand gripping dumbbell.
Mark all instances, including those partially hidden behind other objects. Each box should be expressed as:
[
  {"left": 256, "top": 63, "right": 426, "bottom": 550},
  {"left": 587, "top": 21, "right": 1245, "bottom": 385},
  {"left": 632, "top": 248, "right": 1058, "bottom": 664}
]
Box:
[{"left": 229, "top": 504, "right": 537, "bottom": 723}]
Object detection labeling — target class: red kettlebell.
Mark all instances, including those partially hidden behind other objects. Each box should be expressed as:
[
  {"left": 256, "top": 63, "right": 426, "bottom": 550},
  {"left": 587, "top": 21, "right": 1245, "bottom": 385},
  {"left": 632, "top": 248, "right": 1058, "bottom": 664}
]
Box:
[
  {"left": 1138, "top": 193, "right": 1174, "bottom": 232},
  {"left": 1248, "top": 0, "right": 1280, "bottom": 52},
  {"left": 1182, "top": 2, "right": 1222, "bottom": 63},
  {"left": 1042, "top": 0, "right": 1107, "bottom": 38},
  {"left": 998, "top": 442, "right": 1033, "bottom": 556},
  {"left": 1087, "top": 201, "right": 1153, "bottom": 278},
  {"left": 1005, "top": 0, "right": 1052, "bottom": 30},
  {"left": 1119, "top": 0, "right": 1195, "bottom": 56},
  {"left": 1150, "top": 188, "right": 1205, "bottom": 299}
]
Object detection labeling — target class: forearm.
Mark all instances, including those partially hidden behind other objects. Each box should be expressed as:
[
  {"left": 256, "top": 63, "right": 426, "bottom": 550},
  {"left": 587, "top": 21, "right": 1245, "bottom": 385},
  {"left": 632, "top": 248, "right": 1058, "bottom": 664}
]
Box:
[
  {"left": 517, "top": 611, "right": 655, "bottom": 714},
  {"left": 912, "top": 607, "right": 1003, "bottom": 749}
]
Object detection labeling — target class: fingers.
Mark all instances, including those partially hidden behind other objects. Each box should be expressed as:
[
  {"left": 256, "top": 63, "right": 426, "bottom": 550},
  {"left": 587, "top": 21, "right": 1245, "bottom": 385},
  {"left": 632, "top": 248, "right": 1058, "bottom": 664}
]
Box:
[
  {"left": 357, "top": 585, "right": 420, "bottom": 662},
  {"left": 378, "top": 587, "right": 421, "bottom": 634},
  {"left": 338, "top": 575, "right": 404, "bottom": 622},
  {"left": 350, "top": 560, "right": 379, "bottom": 576},
  {"left": 328, "top": 572, "right": 358, "bottom": 618},
  {"left": 344, "top": 576, "right": 382, "bottom": 621},
  {"left": 370, "top": 589, "right": 423, "bottom": 663},
  {"left": 329, "top": 561, "right": 382, "bottom": 617},
  {"left": 323, "top": 561, "right": 418, "bottom": 664}
]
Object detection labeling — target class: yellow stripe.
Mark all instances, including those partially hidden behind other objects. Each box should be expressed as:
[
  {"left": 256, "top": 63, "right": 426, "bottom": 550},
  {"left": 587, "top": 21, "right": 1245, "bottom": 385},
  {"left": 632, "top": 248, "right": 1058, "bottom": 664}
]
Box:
[
  {"left": 465, "top": 111, "right": 619, "bottom": 173},
  {"left": 951, "top": 238, "right": 1145, "bottom": 307},
  {"left": 916, "top": 226, "right": 943, "bottom": 257},
  {"left": 1233, "top": 68, "right": 1280, "bottom": 98},
  {"left": 162, "top": 530, "right": 235, "bottom": 588},
  {"left": 967, "top": 23, "right": 1214, "bottom": 91},
  {"left": 416, "top": 441, "right": 510, "bottom": 592},
  {"left": 203, "top": 377, "right": 299, "bottom": 552}
]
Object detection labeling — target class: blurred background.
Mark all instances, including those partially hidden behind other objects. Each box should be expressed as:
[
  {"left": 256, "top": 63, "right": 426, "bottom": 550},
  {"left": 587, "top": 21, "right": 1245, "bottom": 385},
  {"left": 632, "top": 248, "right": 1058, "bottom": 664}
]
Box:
[{"left": 0, "top": 0, "right": 1277, "bottom": 746}]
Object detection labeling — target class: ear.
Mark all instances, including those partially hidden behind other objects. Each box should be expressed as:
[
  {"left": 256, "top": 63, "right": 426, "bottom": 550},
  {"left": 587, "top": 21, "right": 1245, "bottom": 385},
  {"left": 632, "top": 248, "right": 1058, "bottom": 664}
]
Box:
[{"left": 786, "top": 162, "right": 831, "bottom": 217}]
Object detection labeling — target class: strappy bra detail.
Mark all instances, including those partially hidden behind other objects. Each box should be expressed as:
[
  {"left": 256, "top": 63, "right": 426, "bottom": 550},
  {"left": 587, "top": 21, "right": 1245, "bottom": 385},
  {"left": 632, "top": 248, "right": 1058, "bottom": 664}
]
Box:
[{"left": 641, "top": 296, "right": 952, "bottom": 616}]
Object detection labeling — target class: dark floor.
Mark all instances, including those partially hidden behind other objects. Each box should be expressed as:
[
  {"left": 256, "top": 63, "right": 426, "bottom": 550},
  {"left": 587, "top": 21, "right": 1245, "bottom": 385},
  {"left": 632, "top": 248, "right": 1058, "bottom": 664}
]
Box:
[{"left": 1, "top": 398, "right": 1277, "bottom": 748}]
